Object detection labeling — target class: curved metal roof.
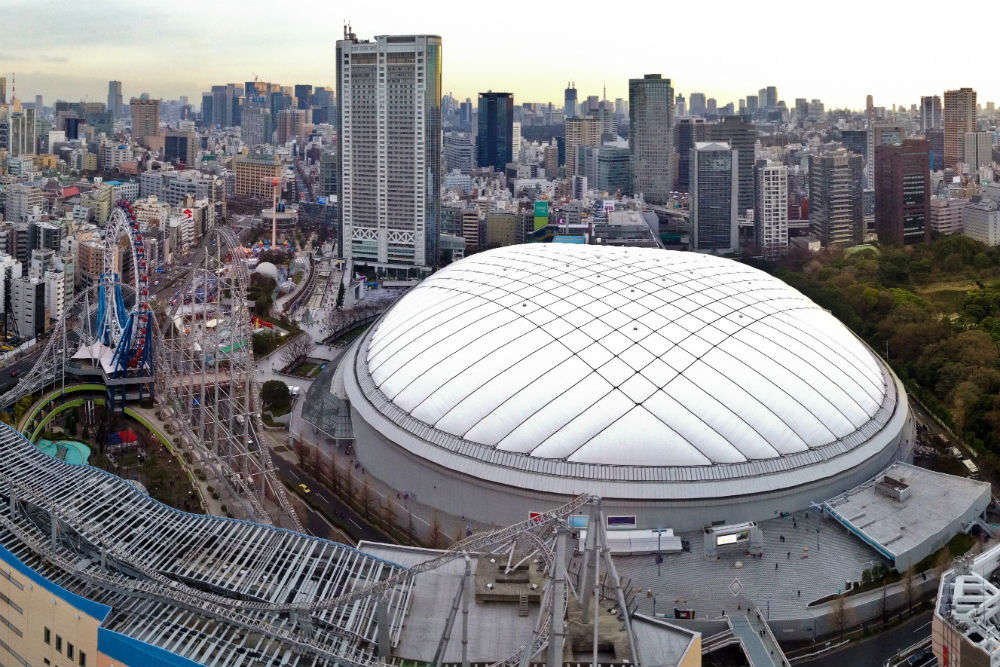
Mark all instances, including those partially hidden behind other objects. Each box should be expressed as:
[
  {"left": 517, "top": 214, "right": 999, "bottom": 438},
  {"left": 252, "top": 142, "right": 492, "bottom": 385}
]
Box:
[{"left": 366, "top": 244, "right": 889, "bottom": 469}]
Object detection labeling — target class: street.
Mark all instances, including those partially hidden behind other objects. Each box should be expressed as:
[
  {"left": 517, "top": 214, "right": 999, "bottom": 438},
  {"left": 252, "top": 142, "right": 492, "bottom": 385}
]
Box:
[{"left": 797, "top": 610, "right": 934, "bottom": 667}]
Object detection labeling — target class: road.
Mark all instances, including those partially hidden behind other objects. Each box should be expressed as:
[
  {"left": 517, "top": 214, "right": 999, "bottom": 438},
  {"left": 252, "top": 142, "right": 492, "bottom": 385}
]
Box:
[
  {"left": 798, "top": 610, "right": 933, "bottom": 667},
  {"left": 272, "top": 454, "right": 392, "bottom": 544}
]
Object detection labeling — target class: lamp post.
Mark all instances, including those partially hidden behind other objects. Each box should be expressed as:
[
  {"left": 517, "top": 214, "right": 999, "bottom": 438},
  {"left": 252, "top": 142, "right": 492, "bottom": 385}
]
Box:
[{"left": 652, "top": 527, "right": 668, "bottom": 577}]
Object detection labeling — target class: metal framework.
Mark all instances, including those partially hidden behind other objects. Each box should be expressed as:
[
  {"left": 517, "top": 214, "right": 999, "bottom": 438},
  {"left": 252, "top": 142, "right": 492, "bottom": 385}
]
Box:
[{"left": 155, "top": 225, "right": 302, "bottom": 530}]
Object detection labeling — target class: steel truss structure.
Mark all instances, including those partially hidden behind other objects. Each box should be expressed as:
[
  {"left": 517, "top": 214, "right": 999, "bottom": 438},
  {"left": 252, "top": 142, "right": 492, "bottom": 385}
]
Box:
[{"left": 155, "top": 225, "right": 302, "bottom": 530}]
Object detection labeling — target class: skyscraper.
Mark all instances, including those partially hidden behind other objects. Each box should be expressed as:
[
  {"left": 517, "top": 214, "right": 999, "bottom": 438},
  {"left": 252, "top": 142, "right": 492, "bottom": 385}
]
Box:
[
  {"left": 564, "top": 83, "right": 577, "bottom": 118},
  {"left": 755, "top": 161, "right": 788, "bottom": 258},
  {"left": 337, "top": 31, "right": 442, "bottom": 273},
  {"left": 475, "top": 91, "right": 513, "bottom": 172},
  {"left": 963, "top": 131, "right": 992, "bottom": 175},
  {"left": 689, "top": 93, "right": 707, "bottom": 117},
  {"left": 210, "top": 85, "right": 227, "bottom": 127},
  {"left": 809, "top": 150, "right": 864, "bottom": 246},
  {"left": 629, "top": 74, "right": 673, "bottom": 205},
  {"left": 920, "top": 95, "right": 942, "bottom": 131},
  {"left": 241, "top": 104, "right": 271, "bottom": 147},
  {"left": 130, "top": 98, "right": 160, "bottom": 146},
  {"left": 691, "top": 141, "right": 738, "bottom": 254},
  {"left": 675, "top": 94, "right": 686, "bottom": 118},
  {"left": 708, "top": 115, "right": 756, "bottom": 215},
  {"left": 943, "top": 88, "right": 976, "bottom": 169},
  {"left": 674, "top": 118, "right": 706, "bottom": 193},
  {"left": 107, "top": 80, "right": 123, "bottom": 120},
  {"left": 564, "top": 116, "right": 601, "bottom": 178},
  {"left": 875, "top": 139, "right": 930, "bottom": 245},
  {"left": 294, "top": 84, "right": 313, "bottom": 110},
  {"left": 764, "top": 86, "right": 778, "bottom": 109},
  {"left": 0, "top": 76, "right": 5, "bottom": 105}
]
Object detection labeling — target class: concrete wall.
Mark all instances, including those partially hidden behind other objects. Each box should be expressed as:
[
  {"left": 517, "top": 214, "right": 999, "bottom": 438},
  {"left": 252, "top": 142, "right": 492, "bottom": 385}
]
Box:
[{"left": 350, "top": 400, "right": 909, "bottom": 533}]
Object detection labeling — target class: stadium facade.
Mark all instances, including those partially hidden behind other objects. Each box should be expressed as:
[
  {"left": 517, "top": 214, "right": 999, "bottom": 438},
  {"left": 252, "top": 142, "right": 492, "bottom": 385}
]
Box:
[{"left": 341, "top": 244, "right": 915, "bottom": 532}]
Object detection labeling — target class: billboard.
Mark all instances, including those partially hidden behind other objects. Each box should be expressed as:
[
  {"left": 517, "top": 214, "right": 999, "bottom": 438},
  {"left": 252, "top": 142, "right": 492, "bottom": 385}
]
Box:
[
  {"left": 533, "top": 200, "right": 549, "bottom": 231},
  {"left": 716, "top": 529, "right": 750, "bottom": 546}
]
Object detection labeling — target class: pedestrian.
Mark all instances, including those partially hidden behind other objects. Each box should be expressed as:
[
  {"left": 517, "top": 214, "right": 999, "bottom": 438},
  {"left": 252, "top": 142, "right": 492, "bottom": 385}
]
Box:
[{"left": 775, "top": 562, "right": 778, "bottom": 570}]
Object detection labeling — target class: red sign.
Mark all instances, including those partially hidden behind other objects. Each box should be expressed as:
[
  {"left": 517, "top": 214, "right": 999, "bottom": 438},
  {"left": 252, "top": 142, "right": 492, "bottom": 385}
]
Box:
[{"left": 183, "top": 208, "right": 193, "bottom": 219}]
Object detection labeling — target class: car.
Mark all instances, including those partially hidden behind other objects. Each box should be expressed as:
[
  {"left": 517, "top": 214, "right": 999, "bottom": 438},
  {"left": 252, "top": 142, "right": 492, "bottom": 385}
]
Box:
[
  {"left": 297, "top": 483, "right": 311, "bottom": 494},
  {"left": 9, "top": 370, "right": 18, "bottom": 377}
]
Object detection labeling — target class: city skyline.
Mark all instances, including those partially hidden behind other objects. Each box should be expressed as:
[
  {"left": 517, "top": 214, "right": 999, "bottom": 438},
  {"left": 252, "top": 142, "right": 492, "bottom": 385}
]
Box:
[{"left": 4, "top": 0, "right": 1000, "bottom": 110}]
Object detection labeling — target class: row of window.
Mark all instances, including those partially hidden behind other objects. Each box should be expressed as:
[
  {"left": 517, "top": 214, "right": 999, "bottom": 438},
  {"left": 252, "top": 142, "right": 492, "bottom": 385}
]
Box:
[{"left": 43, "top": 627, "right": 86, "bottom": 666}]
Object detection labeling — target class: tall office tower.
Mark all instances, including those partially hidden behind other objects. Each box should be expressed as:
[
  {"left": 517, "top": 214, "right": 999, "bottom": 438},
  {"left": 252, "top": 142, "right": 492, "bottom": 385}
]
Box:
[
  {"left": 8, "top": 109, "right": 36, "bottom": 156},
  {"left": 707, "top": 98, "right": 717, "bottom": 114},
  {"left": 963, "top": 131, "right": 992, "bottom": 175},
  {"left": 210, "top": 85, "right": 227, "bottom": 127},
  {"left": 755, "top": 161, "right": 788, "bottom": 258},
  {"left": 920, "top": 95, "right": 942, "bottom": 131},
  {"left": 689, "top": 92, "right": 707, "bottom": 117},
  {"left": 241, "top": 105, "right": 270, "bottom": 147},
  {"left": 130, "top": 98, "right": 160, "bottom": 146},
  {"left": 629, "top": 74, "right": 674, "bottom": 205},
  {"left": 164, "top": 131, "right": 198, "bottom": 166},
  {"left": 675, "top": 94, "right": 686, "bottom": 117},
  {"left": 795, "top": 98, "right": 808, "bottom": 119},
  {"left": 925, "top": 128, "right": 944, "bottom": 171},
  {"left": 809, "top": 150, "right": 865, "bottom": 246},
  {"left": 615, "top": 98, "right": 626, "bottom": 115},
  {"left": 708, "top": 115, "right": 756, "bottom": 215},
  {"left": 443, "top": 132, "right": 474, "bottom": 173},
  {"left": 746, "top": 95, "right": 758, "bottom": 114},
  {"left": 865, "top": 123, "right": 905, "bottom": 188},
  {"left": 475, "top": 92, "right": 513, "bottom": 172},
  {"left": 34, "top": 95, "right": 42, "bottom": 110},
  {"left": 107, "top": 80, "right": 123, "bottom": 120},
  {"left": 691, "top": 141, "right": 738, "bottom": 254},
  {"left": 943, "top": 88, "right": 976, "bottom": 169},
  {"left": 337, "top": 31, "right": 442, "bottom": 272},
  {"left": 564, "top": 116, "right": 601, "bottom": 178},
  {"left": 597, "top": 146, "right": 633, "bottom": 195},
  {"left": 875, "top": 139, "right": 930, "bottom": 245},
  {"left": 674, "top": 118, "right": 706, "bottom": 192},
  {"left": 564, "top": 82, "right": 577, "bottom": 118},
  {"left": 294, "top": 84, "right": 313, "bottom": 109},
  {"left": 0, "top": 76, "right": 5, "bottom": 104},
  {"left": 200, "top": 93, "right": 212, "bottom": 128},
  {"left": 276, "top": 108, "right": 307, "bottom": 144},
  {"left": 511, "top": 120, "right": 521, "bottom": 164},
  {"left": 764, "top": 86, "right": 778, "bottom": 109}
]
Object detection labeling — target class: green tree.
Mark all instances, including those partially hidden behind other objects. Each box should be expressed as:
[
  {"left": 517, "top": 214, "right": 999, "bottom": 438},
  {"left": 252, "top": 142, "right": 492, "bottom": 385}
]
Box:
[{"left": 260, "top": 380, "right": 291, "bottom": 414}]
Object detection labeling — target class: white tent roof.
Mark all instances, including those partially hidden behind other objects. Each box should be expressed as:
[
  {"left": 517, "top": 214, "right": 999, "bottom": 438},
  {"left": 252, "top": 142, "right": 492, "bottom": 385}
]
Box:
[{"left": 366, "top": 244, "right": 888, "bottom": 468}]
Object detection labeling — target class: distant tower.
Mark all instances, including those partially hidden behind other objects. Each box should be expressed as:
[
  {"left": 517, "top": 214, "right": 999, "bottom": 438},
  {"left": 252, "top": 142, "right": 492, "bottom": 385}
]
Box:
[
  {"left": 564, "top": 82, "right": 577, "bottom": 118},
  {"left": 943, "top": 88, "right": 977, "bottom": 169},
  {"left": 629, "top": 74, "right": 674, "bottom": 205},
  {"left": 108, "top": 80, "right": 123, "bottom": 120}
]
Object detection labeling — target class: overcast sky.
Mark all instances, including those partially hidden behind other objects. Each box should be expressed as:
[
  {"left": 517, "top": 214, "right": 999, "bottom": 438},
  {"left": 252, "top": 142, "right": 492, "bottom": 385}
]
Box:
[{"left": 3, "top": 0, "right": 998, "bottom": 111}]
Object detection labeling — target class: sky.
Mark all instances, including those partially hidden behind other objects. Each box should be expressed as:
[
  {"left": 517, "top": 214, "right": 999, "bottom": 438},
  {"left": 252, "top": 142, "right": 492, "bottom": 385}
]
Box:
[{"left": 3, "top": 0, "right": 999, "bottom": 111}]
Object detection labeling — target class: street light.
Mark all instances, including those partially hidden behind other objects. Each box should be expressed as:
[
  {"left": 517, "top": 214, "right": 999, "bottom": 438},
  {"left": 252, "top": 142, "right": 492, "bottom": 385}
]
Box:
[{"left": 652, "top": 527, "right": 668, "bottom": 577}]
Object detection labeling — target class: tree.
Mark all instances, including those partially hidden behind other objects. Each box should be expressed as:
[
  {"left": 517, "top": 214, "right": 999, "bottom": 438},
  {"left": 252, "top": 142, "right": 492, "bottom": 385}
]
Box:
[
  {"left": 832, "top": 593, "right": 848, "bottom": 639},
  {"left": 904, "top": 567, "right": 916, "bottom": 615},
  {"left": 281, "top": 334, "right": 312, "bottom": 368},
  {"left": 260, "top": 380, "right": 291, "bottom": 414}
]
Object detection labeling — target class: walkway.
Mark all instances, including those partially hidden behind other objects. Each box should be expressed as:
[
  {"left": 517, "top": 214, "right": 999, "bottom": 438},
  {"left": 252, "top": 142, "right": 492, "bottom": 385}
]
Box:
[{"left": 729, "top": 607, "right": 790, "bottom": 667}]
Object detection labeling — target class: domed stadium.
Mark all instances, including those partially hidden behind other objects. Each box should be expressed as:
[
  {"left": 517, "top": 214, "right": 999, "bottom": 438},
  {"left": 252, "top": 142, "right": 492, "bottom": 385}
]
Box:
[{"left": 340, "top": 244, "right": 913, "bottom": 531}]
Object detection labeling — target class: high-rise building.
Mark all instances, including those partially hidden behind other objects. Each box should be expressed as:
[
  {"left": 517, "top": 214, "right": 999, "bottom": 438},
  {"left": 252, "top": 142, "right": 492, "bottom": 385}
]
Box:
[
  {"left": 809, "top": 151, "right": 864, "bottom": 246},
  {"left": 443, "top": 132, "right": 474, "bottom": 173},
  {"left": 276, "top": 108, "right": 307, "bottom": 144},
  {"left": 597, "top": 146, "right": 632, "bottom": 195},
  {"left": 875, "top": 139, "right": 930, "bottom": 245},
  {"left": 674, "top": 94, "right": 686, "bottom": 118},
  {"left": 691, "top": 141, "right": 738, "bottom": 254},
  {"left": 963, "top": 199, "right": 1000, "bottom": 246},
  {"left": 963, "top": 131, "right": 992, "bottom": 175},
  {"left": 0, "top": 76, "right": 5, "bottom": 105},
  {"left": 511, "top": 120, "right": 521, "bottom": 164},
  {"left": 564, "top": 116, "right": 601, "bottom": 178},
  {"left": 200, "top": 93, "right": 213, "bottom": 128},
  {"left": 762, "top": 86, "right": 778, "bottom": 109},
  {"left": 689, "top": 93, "right": 707, "bottom": 117},
  {"left": 319, "top": 150, "right": 337, "bottom": 198},
  {"left": 629, "top": 74, "right": 674, "bottom": 205},
  {"left": 746, "top": 95, "right": 758, "bottom": 114},
  {"left": 130, "top": 98, "right": 160, "bottom": 146},
  {"left": 164, "top": 131, "right": 197, "bottom": 167},
  {"left": 337, "top": 31, "right": 442, "bottom": 272},
  {"left": 6, "top": 108, "right": 36, "bottom": 156},
  {"left": 755, "top": 161, "right": 788, "bottom": 258},
  {"left": 564, "top": 83, "right": 577, "bottom": 118},
  {"left": 241, "top": 105, "right": 271, "bottom": 147},
  {"left": 943, "top": 88, "right": 976, "bottom": 169},
  {"left": 865, "top": 123, "right": 905, "bottom": 188},
  {"left": 475, "top": 92, "right": 513, "bottom": 172},
  {"left": 920, "top": 95, "right": 942, "bottom": 131},
  {"left": 107, "top": 80, "right": 123, "bottom": 120},
  {"left": 926, "top": 128, "right": 945, "bottom": 171},
  {"left": 294, "top": 84, "right": 313, "bottom": 110},
  {"left": 674, "top": 118, "right": 706, "bottom": 193},
  {"left": 210, "top": 85, "right": 227, "bottom": 127},
  {"left": 708, "top": 115, "right": 756, "bottom": 215}
]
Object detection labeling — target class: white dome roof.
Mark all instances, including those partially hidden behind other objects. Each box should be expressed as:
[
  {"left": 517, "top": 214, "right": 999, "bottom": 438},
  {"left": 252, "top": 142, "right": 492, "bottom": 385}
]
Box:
[
  {"left": 366, "top": 244, "right": 889, "bottom": 468},
  {"left": 254, "top": 261, "right": 279, "bottom": 282}
]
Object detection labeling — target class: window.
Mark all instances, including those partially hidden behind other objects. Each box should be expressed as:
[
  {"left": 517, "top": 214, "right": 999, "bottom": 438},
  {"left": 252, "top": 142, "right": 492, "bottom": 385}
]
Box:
[
  {"left": 79, "top": 650, "right": 87, "bottom": 666},
  {"left": 55, "top": 635, "right": 61, "bottom": 652},
  {"left": 44, "top": 627, "right": 50, "bottom": 644},
  {"left": 67, "top": 642, "right": 74, "bottom": 659}
]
